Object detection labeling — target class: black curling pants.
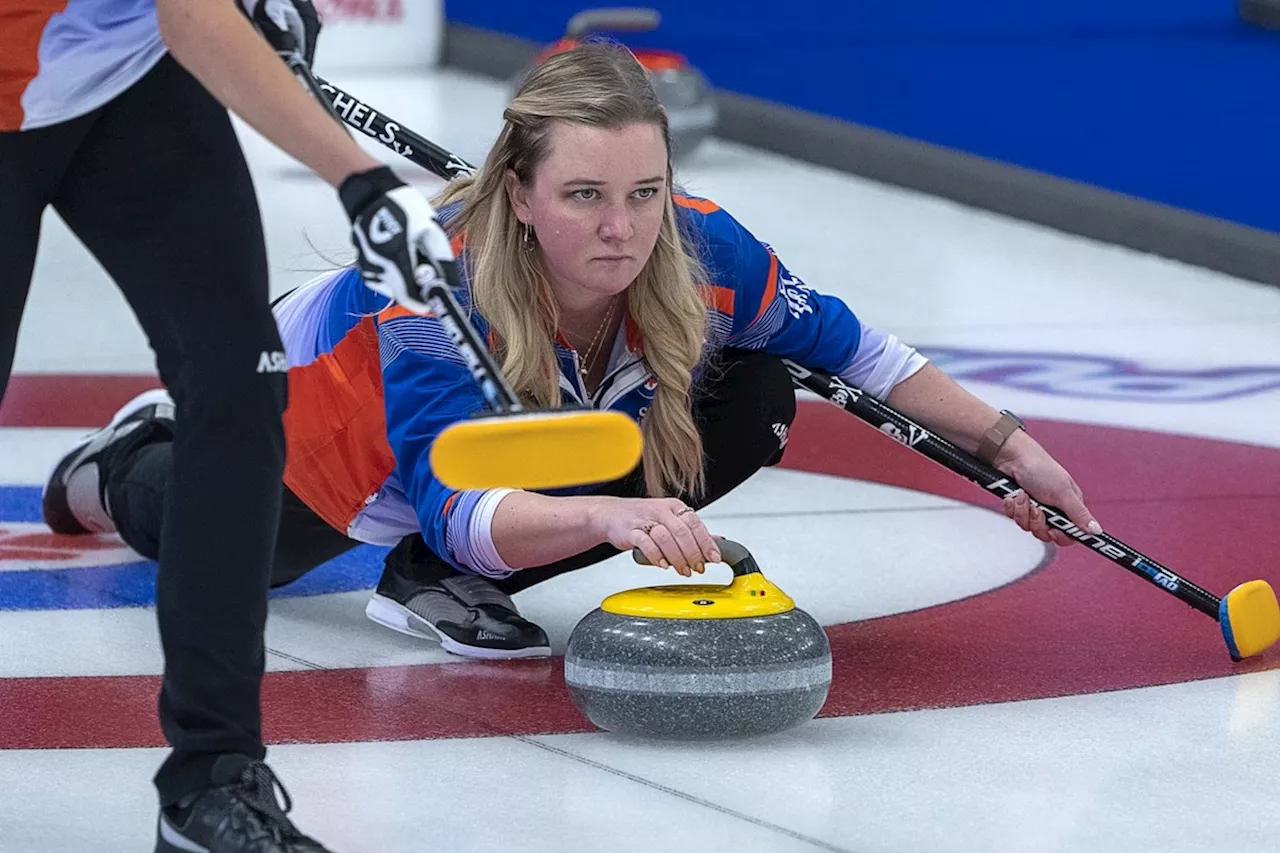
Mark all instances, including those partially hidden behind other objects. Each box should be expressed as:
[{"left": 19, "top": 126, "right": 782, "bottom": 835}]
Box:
[{"left": 0, "top": 56, "right": 288, "bottom": 806}]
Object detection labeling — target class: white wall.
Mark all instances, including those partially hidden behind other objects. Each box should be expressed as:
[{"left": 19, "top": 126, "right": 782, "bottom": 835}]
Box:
[{"left": 314, "top": 0, "right": 443, "bottom": 70}]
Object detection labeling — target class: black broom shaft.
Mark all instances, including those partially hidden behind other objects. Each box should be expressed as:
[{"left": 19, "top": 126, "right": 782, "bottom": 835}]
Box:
[
  {"left": 315, "top": 76, "right": 476, "bottom": 181},
  {"left": 784, "top": 360, "right": 1223, "bottom": 619}
]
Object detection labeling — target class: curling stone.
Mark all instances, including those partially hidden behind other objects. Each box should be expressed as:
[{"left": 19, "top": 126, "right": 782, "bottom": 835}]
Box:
[{"left": 564, "top": 539, "right": 831, "bottom": 739}]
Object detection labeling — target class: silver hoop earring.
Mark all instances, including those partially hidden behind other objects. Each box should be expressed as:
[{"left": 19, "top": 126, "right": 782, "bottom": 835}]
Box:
[{"left": 522, "top": 221, "right": 535, "bottom": 250}]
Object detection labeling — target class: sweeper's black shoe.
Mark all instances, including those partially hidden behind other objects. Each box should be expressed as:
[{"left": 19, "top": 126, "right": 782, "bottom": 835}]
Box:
[{"left": 155, "top": 755, "right": 335, "bottom": 853}]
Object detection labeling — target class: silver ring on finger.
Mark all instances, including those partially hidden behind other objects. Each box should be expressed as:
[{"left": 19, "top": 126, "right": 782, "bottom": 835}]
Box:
[
  {"left": 676, "top": 507, "right": 694, "bottom": 516},
  {"left": 640, "top": 521, "right": 657, "bottom": 533}
]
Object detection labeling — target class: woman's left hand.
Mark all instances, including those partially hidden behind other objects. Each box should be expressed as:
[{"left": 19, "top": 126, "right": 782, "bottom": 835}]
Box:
[{"left": 993, "top": 431, "right": 1102, "bottom": 546}]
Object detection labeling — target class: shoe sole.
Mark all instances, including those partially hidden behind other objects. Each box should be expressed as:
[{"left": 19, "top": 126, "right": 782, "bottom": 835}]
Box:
[
  {"left": 365, "top": 594, "right": 551, "bottom": 660},
  {"left": 41, "top": 388, "right": 175, "bottom": 534}
]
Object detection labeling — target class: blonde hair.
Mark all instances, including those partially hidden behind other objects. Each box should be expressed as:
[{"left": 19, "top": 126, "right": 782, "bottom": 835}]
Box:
[{"left": 436, "top": 42, "right": 709, "bottom": 498}]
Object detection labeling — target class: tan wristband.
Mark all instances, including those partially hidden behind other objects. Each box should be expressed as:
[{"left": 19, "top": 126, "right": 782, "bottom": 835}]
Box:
[{"left": 976, "top": 410, "right": 1026, "bottom": 465}]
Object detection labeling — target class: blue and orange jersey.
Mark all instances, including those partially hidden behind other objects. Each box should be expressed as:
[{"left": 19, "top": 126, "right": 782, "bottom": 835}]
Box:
[
  {"left": 275, "top": 194, "right": 918, "bottom": 574},
  {"left": 0, "top": 0, "right": 166, "bottom": 132}
]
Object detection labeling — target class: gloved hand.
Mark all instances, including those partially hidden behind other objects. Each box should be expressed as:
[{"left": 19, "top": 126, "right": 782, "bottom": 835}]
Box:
[
  {"left": 339, "top": 165, "right": 459, "bottom": 314},
  {"left": 239, "top": 0, "right": 321, "bottom": 66}
]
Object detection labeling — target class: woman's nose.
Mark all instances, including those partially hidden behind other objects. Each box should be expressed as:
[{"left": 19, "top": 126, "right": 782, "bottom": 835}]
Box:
[{"left": 598, "top": 204, "right": 635, "bottom": 242}]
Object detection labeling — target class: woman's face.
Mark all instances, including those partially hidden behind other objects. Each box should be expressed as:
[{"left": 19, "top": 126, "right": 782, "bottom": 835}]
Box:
[{"left": 506, "top": 121, "right": 668, "bottom": 303}]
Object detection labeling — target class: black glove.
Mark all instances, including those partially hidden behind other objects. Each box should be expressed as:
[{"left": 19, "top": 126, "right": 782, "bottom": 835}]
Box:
[
  {"left": 340, "top": 166, "right": 458, "bottom": 314},
  {"left": 239, "top": 0, "right": 321, "bottom": 66}
]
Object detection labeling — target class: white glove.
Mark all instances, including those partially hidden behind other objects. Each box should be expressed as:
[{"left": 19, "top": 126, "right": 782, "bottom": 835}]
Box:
[
  {"left": 239, "top": 0, "right": 321, "bottom": 65},
  {"left": 339, "top": 166, "right": 458, "bottom": 314}
]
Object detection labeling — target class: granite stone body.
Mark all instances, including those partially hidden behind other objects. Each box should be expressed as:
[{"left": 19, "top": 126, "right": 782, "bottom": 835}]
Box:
[{"left": 564, "top": 607, "right": 832, "bottom": 739}]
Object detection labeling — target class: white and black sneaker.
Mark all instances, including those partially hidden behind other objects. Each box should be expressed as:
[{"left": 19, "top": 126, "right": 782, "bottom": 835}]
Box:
[
  {"left": 41, "top": 388, "right": 175, "bottom": 535},
  {"left": 156, "top": 755, "right": 334, "bottom": 853},
  {"left": 366, "top": 559, "right": 551, "bottom": 660}
]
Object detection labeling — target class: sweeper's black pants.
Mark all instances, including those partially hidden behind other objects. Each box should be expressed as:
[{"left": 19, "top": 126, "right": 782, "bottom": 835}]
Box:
[{"left": 0, "top": 56, "right": 287, "bottom": 807}]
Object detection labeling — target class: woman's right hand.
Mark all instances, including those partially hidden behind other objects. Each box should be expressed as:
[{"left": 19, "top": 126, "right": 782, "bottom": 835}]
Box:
[{"left": 588, "top": 497, "right": 721, "bottom": 577}]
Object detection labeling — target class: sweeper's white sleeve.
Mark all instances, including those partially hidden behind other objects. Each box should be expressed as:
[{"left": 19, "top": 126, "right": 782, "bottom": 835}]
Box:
[{"left": 838, "top": 326, "right": 928, "bottom": 400}]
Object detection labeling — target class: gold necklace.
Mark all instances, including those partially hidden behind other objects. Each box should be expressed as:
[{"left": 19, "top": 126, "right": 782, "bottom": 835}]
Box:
[{"left": 575, "top": 295, "right": 620, "bottom": 384}]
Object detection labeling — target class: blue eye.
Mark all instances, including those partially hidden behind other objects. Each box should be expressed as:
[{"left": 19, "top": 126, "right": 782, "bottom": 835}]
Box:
[
  {"left": 572, "top": 188, "right": 599, "bottom": 200},
  {"left": 633, "top": 187, "right": 659, "bottom": 200}
]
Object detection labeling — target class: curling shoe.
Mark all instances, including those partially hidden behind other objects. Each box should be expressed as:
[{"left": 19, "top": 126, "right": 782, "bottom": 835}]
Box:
[
  {"left": 41, "top": 388, "right": 175, "bottom": 535},
  {"left": 156, "top": 755, "right": 336, "bottom": 853},
  {"left": 367, "top": 544, "right": 550, "bottom": 659}
]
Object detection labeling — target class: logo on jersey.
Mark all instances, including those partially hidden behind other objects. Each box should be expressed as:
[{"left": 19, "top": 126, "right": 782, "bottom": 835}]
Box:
[{"left": 777, "top": 270, "right": 815, "bottom": 319}]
